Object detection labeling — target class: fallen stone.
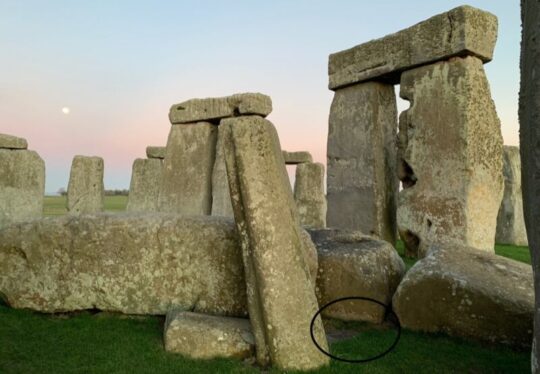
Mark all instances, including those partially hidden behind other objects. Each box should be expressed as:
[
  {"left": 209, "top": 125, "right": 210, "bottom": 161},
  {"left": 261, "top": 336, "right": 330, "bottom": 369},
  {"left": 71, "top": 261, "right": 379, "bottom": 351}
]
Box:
[
  {"left": 0, "top": 213, "right": 247, "bottom": 315},
  {"left": 294, "top": 162, "right": 326, "bottom": 228},
  {"left": 126, "top": 158, "right": 163, "bottom": 212},
  {"left": 496, "top": 146, "right": 528, "bottom": 246},
  {"left": 211, "top": 126, "right": 234, "bottom": 217},
  {"left": 164, "top": 310, "right": 255, "bottom": 360},
  {"left": 158, "top": 122, "right": 217, "bottom": 215},
  {"left": 0, "top": 149, "right": 45, "bottom": 229},
  {"left": 169, "top": 93, "right": 272, "bottom": 124},
  {"left": 310, "top": 229, "right": 405, "bottom": 323},
  {"left": 146, "top": 146, "right": 166, "bottom": 159},
  {"left": 392, "top": 244, "right": 533, "bottom": 348},
  {"left": 397, "top": 56, "right": 503, "bottom": 257},
  {"left": 282, "top": 150, "right": 312, "bottom": 164},
  {"left": 0, "top": 133, "right": 28, "bottom": 149},
  {"left": 329, "top": 5, "right": 498, "bottom": 89},
  {"left": 327, "top": 81, "right": 398, "bottom": 244},
  {"left": 67, "top": 156, "right": 104, "bottom": 214},
  {"left": 222, "top": 115, "right": 329, "bottom": 370}
]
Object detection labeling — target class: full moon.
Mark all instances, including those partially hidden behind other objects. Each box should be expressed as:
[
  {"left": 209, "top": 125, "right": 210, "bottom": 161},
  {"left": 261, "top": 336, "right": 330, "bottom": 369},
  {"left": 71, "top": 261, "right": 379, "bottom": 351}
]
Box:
[{"left": 62, "top": 107, "right": 70, "bottom": 114}]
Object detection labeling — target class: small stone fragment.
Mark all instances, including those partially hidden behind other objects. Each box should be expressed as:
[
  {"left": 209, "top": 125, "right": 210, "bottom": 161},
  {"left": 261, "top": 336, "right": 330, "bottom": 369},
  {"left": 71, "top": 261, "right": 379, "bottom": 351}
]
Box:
[
  {"left": 164, "top": 310, "right": 255, "bottom": 360},
  {"left": 294, "top": 162, "right": 327, "bottom": 228},
  {"left": 169, "top": 93, "right": 272, "bottom": 124},
  {"left": 282, "top": 150, "right": 313, "bottom": 164},
  {"left": 0, "top": 133, "right": 28, "bottom": 149},
  {"left": 146, "top": 146, "right": 166, "bottom": 159},
  {"left": 67, "top": 155, "right": 104, "bottom": 214}
]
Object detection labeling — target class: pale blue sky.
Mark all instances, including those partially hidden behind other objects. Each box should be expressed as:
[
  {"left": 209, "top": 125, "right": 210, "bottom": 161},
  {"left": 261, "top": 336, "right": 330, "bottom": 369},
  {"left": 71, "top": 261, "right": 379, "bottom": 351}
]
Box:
[{"left": 0, "top": 1, "right": 521, "bottom": 192}]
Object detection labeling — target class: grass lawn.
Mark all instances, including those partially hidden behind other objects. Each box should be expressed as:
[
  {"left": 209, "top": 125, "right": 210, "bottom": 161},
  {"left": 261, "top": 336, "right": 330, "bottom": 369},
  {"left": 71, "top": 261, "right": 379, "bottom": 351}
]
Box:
[{"left": 0, "top": 196, "right": 527, "bottom": 373}]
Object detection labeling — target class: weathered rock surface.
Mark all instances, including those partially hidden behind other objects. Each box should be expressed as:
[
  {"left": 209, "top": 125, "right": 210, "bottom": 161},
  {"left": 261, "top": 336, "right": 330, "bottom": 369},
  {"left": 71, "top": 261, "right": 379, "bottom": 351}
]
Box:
[
  {"left": 158, "top": 122, "right": 217, "bottom": 215},
  {"left": 329, "top": 5, "right": 497, "bottom": 89},
  {"left": 397, "top": 56, "right": 503, "bottom": 257},
  {"left": 164, "top": 310, "right": 255, "bottom": 359},
  {"left": 393, "top": 244, "right": 533, "bottom": 348},
  {"left": 126, "top": 158, "right": 163, "bottom": 212},
  {"left": 282, "top": 150, "right": 312, "bottom": 164},
  {"left": 496, "top": 146, "right": 528, "bottom": 246},
  {"left": 294, "top": 162, "right": 326, "bottom": 228},
  {"left": 0, "top": 213, "right": 247, "bottom": 315},
  {"left": 222, "top": 115, "right": 329, "bottom": 370},
  {"left": 146, "top": 146, "right": 166, "bottom": 159},
  {"left": 0, "top": 133, "right": 28, "bottom": 149},
  {"left": 327, "top": 82, "right": 398, "bottom": 244},
  {"left": 67, "top": 156, "right": 104, "bottom": 214},
  {"left": 211, "top": 126, "right": 234, "bottom": 217},
  {"left": 0, "top": 149, "right": 45, "bottom": 229},
  {"left": 310, "top": 229, "right": 405, "bottom": 323},
  {"left": 169, "top": 93, "right": 272, "bottom": 124}
]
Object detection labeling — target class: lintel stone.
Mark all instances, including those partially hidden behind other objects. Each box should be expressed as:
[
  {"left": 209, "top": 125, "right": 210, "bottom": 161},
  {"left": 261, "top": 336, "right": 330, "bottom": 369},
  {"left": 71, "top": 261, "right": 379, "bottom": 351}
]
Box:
[
  {"left": 146, "top": 146, "right": 166, "bottom": 159},
  {"left": 282, "top": 150, "right": 313, "bottom": 164},
  {"left": 328, "top": 5, "right": 497, "bottom": 89},
  {"left": 0, "top": 133, "right": 28, "bottom": 150}
]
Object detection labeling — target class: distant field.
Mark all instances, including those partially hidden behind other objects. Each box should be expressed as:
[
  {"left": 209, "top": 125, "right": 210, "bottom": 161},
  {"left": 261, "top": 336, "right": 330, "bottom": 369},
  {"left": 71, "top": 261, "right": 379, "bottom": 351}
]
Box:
[{"left": 43, "top": 195, "right": 128, "bottom": 216}]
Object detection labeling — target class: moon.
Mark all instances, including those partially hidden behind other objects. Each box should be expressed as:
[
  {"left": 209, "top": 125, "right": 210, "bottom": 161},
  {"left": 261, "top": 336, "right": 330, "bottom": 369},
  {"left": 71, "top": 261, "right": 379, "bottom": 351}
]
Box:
[{"left": 62, "top": 107, "right": 70, "bottom": 114}]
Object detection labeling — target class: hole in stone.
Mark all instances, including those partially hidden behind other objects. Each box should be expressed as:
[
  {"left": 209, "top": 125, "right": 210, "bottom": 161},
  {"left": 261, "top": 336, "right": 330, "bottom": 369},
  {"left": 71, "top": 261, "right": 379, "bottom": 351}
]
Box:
[
  {"left": 233, "top": 107, "right": 241, "bottom": 116},
  {"left": 176, "top": 106, "right": 185, "bottom": 111},
  {"left": 427, "top": 219, "right": 433, "bottom": 230},
  {"left": 399, "top": 160, "right": 417, "bottom": 188}
]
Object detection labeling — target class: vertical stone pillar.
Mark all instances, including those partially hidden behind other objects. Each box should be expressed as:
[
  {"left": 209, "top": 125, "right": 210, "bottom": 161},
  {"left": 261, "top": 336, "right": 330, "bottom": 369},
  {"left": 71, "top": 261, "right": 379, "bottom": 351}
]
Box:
[
  {"left": 222, "top": 115, "right": 329, "bottom": 371},
  {"left": 126, "top": 159, "right": 163, "bottom": 212},
  {"left": 67, "top": 155, "right": 104, "bottom": 214},
  {"left": 211, "top": 126, "right": 234, "bottom": 217},
  {"left": 294, "top": 162, "right": 326, "bottom": 228},
  {"left": 158, "top": 123, "right": 217, "bottom": 215},
  {"left": 0, "top": 134, "right": 45, "bottom": 229},
  {"left": 327, "top": 82, "right": 398, "bottom": 244},
  {"left": 397, "top": 56, "right": 503, "bottom": 257},
  {"left": 496, "top": 146, "right": 528, "bottom": 245}
]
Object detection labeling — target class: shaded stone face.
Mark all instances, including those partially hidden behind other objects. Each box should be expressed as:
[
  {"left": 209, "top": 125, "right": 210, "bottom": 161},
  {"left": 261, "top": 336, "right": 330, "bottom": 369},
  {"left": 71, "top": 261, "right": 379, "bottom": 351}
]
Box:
[
  {"left": 496, "top": 146, "right": 528, "bottom": 246},
  {"left": 169, "top": 93, "right": 272, "bottom": 124},
  {"left": 309, "top": 229, "right": 405, "bottom": 324},
  {"left": 158, "top": 122, "right": 217, "bottom": 215},
  {"left": 282, "top": 150, "right": 313, "bottom": 164},
  {"left": 294, "top": 162, "right": 327, "bottom": 228},
  {"left": 397, "top": 56, "right": 503, "bottom": 257},
  {"left": 67, "top": 155, "right": 104, "bottom": 214},
  {"left": 221, "top": 115, "right": 329, "bottom": 371},
  {"left": 0, "top": 149, "right": 44, "bottom": 229},
  {"left": 126, "top": 158, "right": 163, "bottom": 212},
  {"left": 393, "top": 244, "right": 533, "bottom": 349},
  {"left": 145, "top": 146, "right": 166, "bottom": 159},
  {"left": 327, "top": 82, "right": 398, "bottom": 244},
  {"left": 164, "top": 311, "right": 255, "bottom": 360},
  {"left": 0, "top": 213, "right": 247, "bottom": 316},
  {"left": 211, "top": 126, "right": 234, "bottom": 218},
  {"left": 0, "top": 133, "right": 28, "bottom": 150},
  {"left": 328, "top": 5, "right": 498, "bottom": 89}
]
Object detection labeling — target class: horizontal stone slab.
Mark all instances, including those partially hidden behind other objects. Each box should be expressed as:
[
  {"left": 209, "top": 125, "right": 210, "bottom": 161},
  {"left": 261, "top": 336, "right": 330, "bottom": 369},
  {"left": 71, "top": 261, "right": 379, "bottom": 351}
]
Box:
[
  {"left": 169, "top": 93, "right": 272, "bottom": 124},
  {"left": 328, "top": 5, "right": 497, "bottom": 89},
  {"left": 282, "top": 150, "right": 313, "bottom": 164},
  {"left": 0, "top": 133, "right": 28, "bottom": 149},
  {"left": 146, "top": 146, "right": 166, "bottom": 159}
]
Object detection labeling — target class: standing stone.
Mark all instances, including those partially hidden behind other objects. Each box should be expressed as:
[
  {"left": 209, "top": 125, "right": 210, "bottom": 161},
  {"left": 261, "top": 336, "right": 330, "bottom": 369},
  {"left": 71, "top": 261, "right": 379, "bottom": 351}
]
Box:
[
  {"left": 146, "top": 146, "right": 166, "bottom": 159},
  {"left": 126, "top": 158, "right": 163, "bottom": 212},
  {"left": 327, "top": 81, "right": 398, "bottom": 244},
  {"left": 67, "top": 156, "right": 104, "bottom": 214},
  {"left": 211, "top": 126, "right": 234, "bottom": 217},
  {"left": 158, "top": 122, "right": 217, "bottom": 215},
  {"left": 397, "top": 56, "right": 503, "bottom": 257},
  {"left": 164, "top": 310, "right": 255, "bottom": 359},
  {"left": 294, "top": 162, "right": 326, "bottom": 228},
  {"left": 496, "top": 146, "right": 528, "bottom": 246},
  {"left": 519, "top": 1, "right": 540, "bottom": 369},
  {"left": 222, "top": 115, "right": 329, "bottom": 371},
  {"left": 0, "top": 146, "right": 45, "bottom": 229},
  {"left": 0, "top": 133, "right": 28, "bottom": 150}
]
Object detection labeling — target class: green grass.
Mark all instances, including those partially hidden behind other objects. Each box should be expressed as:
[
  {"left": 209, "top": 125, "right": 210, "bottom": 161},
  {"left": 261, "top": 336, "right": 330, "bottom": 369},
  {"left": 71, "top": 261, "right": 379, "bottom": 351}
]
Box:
[{"left": 43, "top": 195, "right": 128, "bottom": 216}]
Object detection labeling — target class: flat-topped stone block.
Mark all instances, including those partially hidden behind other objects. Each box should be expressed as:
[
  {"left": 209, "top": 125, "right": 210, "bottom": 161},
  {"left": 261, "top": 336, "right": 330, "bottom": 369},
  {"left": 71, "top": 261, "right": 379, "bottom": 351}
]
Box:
[
  {"left": 329, "top": 5, "right": 497, "bottom": 89},
  {"left": 282, "top": 150, "right": 313, "bottom": 164},
  {"left": 169, "top": 93, "right": 272, "bottom": 124},
  {"left": 146, "top": 146, "right": 166, "bottom": 159},
  {"left": 0, "top": 133, "right": 28, "bottom": 150}
]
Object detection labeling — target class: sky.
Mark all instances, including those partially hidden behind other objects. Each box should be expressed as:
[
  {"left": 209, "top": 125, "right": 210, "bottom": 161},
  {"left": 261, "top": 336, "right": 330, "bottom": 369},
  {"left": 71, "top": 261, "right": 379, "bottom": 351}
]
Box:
[{"left": 0, "top": 1, "right": 522, "bottom": 193}]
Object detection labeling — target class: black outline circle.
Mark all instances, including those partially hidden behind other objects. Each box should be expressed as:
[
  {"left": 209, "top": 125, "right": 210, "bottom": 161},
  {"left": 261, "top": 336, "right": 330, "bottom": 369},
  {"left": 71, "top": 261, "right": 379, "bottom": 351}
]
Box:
[{"left": 310, "top": 296, "right": 401, "bottom": 363}]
